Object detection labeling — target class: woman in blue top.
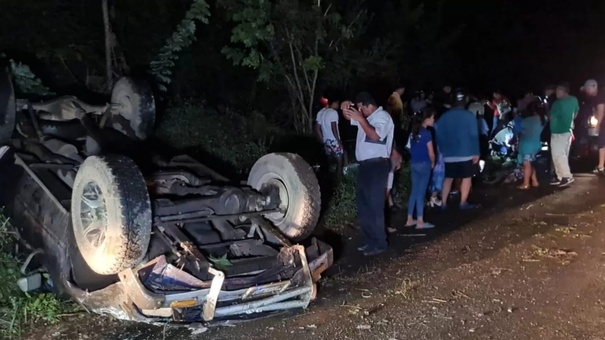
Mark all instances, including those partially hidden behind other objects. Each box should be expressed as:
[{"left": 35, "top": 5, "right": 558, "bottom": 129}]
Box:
[
  {"left": 405, "top": 108, "right": 436, "bottom": 229},
  {"left": 517, "top": 100, "right": 546, "bottom": 189}
]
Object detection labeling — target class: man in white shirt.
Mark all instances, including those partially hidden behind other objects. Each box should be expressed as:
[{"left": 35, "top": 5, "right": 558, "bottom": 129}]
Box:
[
  {"left": 341, "top": 92, "right": 394, "bottom": 256},
  {"left": 314, "top": 97, "right": 343, "bottom": 177}
]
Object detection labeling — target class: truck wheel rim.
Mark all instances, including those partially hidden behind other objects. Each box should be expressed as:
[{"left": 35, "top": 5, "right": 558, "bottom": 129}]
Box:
[
  {"left": 260, "top": 174, "right": 289, "bottom": 225},
  {"left": 80, "top": 181, "right": 108, "bottom": 248}
]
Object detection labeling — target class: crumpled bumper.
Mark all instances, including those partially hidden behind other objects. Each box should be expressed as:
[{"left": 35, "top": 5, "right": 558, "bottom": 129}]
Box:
[{"left": 66, "top": 240, "right": 333, "bottom": 324}]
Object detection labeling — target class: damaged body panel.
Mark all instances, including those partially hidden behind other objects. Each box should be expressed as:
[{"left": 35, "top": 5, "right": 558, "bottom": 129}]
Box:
[
  {"left": 0, "top": 149, "right": 333, "bottom": 324},
  {"left": 0, "top": 71, "right": 332, "bottom": 325}
]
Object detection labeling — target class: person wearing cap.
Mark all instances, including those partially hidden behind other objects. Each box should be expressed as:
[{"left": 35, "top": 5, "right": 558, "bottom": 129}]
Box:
[
  {"left": 549, "top": 82, "right": 579, "bottom": 187},
  {"left": 583, "top": 79, "right": 605, "bottom": 174},
  {"left": 341, "top": 92, "right": 394, "bottom": 256},
  {"left": 315, "top": 96, "right": 344, "bottom": 179},
  {"left": 435, "top": 89, "right": 480, "bottom": 210}
]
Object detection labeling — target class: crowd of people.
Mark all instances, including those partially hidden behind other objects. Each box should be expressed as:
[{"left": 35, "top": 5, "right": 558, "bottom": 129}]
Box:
[{"left": 314, "top": 79, "right": 603, "bottom": 256}]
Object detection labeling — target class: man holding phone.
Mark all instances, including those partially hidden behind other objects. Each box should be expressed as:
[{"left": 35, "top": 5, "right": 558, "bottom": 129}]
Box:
[{"left": 341, "top": 92, "right": 394, "bottom": 256}]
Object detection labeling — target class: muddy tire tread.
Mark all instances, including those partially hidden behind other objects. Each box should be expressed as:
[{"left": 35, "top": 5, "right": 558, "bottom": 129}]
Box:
[{"left": 71, "top": 155, "right": 152, "bottom": 274}]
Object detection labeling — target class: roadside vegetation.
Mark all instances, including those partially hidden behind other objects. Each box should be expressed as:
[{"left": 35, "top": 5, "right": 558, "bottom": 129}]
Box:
[
  {"left": 155, "top": 102, "right": 412, "bottom": 229},
  {"left": 0, "top": 212, "right": 71, "bottom": 338},
  {"left": 1, "top": 0, "right": 427, "bottom": 334}
]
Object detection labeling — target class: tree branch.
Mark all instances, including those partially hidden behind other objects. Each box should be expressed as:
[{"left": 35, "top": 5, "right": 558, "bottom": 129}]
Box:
[{"left": 286, "top": 38, "right": 307, "bottom": 112}]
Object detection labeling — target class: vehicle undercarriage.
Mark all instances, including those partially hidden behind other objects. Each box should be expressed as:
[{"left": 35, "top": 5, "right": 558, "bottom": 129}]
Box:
[{"left": 0, "top": 65, "right": 332, "bottom": 324}]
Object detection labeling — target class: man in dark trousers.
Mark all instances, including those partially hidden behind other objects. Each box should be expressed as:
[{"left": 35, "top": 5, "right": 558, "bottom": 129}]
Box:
[{"left": 341, "top": 92, "right": 394, "bottom": 256}]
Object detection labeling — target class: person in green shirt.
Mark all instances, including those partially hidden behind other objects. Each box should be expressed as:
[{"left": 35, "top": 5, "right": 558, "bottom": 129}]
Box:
[{"left": 549, "top": 83, "right": 579, "bottom": 187}]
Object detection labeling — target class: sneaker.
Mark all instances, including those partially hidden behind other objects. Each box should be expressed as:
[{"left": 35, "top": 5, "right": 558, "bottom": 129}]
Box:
[
  {"left": 363, "top": 247, "right": 387, "bottom": 256},
  {"left": 415, "top": 222, "right": 435, "bottom": 230},
  {"left": 550, "top": 178, "right": 561, "bottom": 186},
  {"left": 357, "top": 244, "right": 369, "bottom": 252},
  {"left": 593, "top": 167, "right": 605, "bottom": 175},
  {"left": 558, "top": 177, "right": 574, "bottom": 187}
]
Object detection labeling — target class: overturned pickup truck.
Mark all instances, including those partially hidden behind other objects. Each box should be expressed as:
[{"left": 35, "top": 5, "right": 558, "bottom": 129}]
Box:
[{"left": 0, "top": 66, "right": 332, "bottom": 324}]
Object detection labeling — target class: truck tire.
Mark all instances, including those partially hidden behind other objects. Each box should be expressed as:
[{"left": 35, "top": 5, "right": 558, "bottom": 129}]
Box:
[
  {"left": 110, "top": 77, "right": 155, "bottom": 140},
  {"left": 0, "top": 66, "right": 16, "bottom": 145},
  {"left": 247, "top": 153, "right": 321, "bottom": 241},
  {"left": 71, "top": 155, "right": 152, "bottom": 275}
]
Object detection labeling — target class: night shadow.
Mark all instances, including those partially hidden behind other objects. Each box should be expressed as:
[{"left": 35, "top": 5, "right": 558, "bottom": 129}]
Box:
[
  {"left": 268, "top": 134, "right": 339, "bottom": 214},
  {"left": 146, "top": 138, "right": 243, "bottom": 182}
]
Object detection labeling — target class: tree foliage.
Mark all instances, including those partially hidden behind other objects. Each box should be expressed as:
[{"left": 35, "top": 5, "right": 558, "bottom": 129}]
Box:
[
  {"left": 0, "top": 0, "right": 462, "bottom": 129},
  {"left": 221, "top": 0, "right": 368, "bottom": 133},
  {"left": 149, "top": 0, "right": 211, "bottom": 91},
  {"left": 5, "top": 58, "right": 55, "bottom": 97},
  {"left": 221, "top": 0, "right": 460, "bottom": 132}
]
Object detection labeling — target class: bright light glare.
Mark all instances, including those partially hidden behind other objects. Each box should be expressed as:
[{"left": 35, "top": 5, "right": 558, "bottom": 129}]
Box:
[{"left": 590, "top": 116, "right": 599, "bottom": 127}]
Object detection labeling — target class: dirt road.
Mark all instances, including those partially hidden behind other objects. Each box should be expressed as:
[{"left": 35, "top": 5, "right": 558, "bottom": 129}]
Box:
[{"left": 29, "top": 175, "right": 605, "bottom": 340}]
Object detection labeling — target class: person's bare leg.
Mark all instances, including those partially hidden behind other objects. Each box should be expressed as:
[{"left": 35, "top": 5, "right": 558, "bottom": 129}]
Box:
[
  {"left": 387, "top": 189, "right": 394, "bottom": 208},
  {"left": 518, "top": 161, "right": 531, "bottom": 188},
  {"left": 441, "top": 178, "right": 454, "bottom": 207},
  {"left": 598, "top": 148, "right": 605, "bottom": 169},
  {"left": 460, "top": 177, "right": 472, "bottom": 205},
  {"left": 531, "top": 165, "right": 539, "bottom": 187}
]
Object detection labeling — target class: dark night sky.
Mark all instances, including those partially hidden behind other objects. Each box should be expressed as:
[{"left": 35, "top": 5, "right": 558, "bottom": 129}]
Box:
[{"left": 441, "top": 0, "right": 605, "bottom": 98}]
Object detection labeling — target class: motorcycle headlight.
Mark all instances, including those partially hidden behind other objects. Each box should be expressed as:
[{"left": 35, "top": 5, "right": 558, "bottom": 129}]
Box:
[{"left": 590, "top": 116, "right": 599, "bottom": 127}]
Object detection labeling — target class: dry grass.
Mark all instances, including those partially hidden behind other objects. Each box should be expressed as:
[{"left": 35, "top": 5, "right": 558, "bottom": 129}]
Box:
[
  {"left": 522, "top": 245, "right": 578, "bottom": 263},
  {"left": 394, "top": 278, "right": 420, "bottom": 299}
]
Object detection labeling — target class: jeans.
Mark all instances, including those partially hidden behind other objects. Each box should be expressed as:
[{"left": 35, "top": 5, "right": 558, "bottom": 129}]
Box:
[
  {"left": 551, "top": 132, "right": 572, "bottom": 179},
  {"left": 408, "top": 162, "right": 432, "bottom": 218},
  {"left": 357, "top": 158, "right": 391, "bottom": 250}
]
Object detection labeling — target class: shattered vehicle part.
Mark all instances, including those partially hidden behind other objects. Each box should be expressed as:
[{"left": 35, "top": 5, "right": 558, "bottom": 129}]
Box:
[{"left": 0, "top": 71, "right": 333, "bottom": 325}]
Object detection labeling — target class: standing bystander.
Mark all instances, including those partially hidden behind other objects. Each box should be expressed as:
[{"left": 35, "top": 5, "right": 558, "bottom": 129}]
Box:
[
  {"left": 542, "top": 84, "right": 557, "bottom": 178},
  {"left": 582, "top": 80, "right": 605, "bottom": 174},
  {"left": 488, "top": 90, "right": 511, "bottom": 135},
  {"left": 342, "top": 92, "right": 394, "bottom": 256},
  {"left": 386, "top": 87, "right": 406, "bottom": 210},
  {"left": 517, "top": 99, "right": 546, "bottom": 189},
  {"left": 435, "top": 89, "right": 480, "bottom": 210},
  {"left": 404, "top": 108, "right": 436, "bottom": 230},
  {"left": 315, "top": 97, "right": 344, "bottom": 179},
  {"left": 549, "top": 83, "right": 579, "bottom": 187}
]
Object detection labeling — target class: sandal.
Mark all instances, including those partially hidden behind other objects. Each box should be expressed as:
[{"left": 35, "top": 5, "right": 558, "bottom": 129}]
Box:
[{"left": 404, "top": 220, "right": 417, "bottom": 228}]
